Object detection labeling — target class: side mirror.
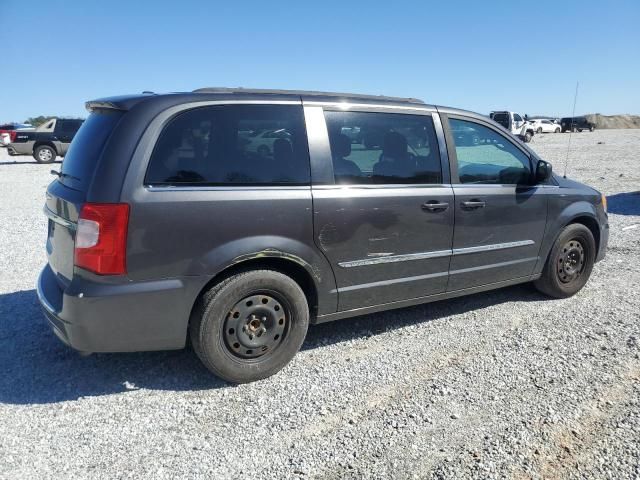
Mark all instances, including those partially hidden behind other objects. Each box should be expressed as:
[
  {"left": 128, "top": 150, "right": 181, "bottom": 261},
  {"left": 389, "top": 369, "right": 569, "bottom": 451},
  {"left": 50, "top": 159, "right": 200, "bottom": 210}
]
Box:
[{"left": 535, "top": 160, "right": 552, "bottom": 183}]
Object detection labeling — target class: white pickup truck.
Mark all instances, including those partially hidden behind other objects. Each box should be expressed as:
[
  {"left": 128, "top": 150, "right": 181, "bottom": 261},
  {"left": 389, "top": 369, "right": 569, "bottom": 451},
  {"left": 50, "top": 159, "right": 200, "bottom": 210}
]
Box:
[{"left": 489, "top": 111, "right": 535, "bottom": 143}]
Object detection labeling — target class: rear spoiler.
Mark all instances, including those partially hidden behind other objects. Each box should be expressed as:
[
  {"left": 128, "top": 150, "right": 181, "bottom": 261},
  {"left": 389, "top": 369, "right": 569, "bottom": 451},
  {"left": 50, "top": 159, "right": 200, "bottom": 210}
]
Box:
[
  {"left": 85, "top": 100, "right": 127, "bottom": 112},
  {"left": 85, "top": 93, "right": 157, "bottom": 112}
]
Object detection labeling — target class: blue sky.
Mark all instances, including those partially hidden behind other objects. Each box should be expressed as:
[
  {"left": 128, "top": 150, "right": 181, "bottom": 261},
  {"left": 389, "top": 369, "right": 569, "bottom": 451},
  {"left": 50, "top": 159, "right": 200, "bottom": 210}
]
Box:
[{"left": 2, "top": 0, "right": 639, "bottom": 121}]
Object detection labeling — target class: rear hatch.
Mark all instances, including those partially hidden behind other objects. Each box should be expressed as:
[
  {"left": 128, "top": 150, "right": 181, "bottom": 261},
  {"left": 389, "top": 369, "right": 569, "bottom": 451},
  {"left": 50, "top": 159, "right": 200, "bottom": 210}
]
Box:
[{"left": 44, "top": 109, "right": 123, "bottom": 286}]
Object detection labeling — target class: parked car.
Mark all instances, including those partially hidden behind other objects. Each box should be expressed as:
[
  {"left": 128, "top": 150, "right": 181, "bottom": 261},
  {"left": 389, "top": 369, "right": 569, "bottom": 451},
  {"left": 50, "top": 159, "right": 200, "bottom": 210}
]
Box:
[
  {"left": 238, "top": 128, "right": 293, "bottom": 156},
  {"left": 340, "top": 126, "right": 363, "bottom": 144},
  {"left": 561, "top": 116, "right": 596, "bottom": 133},
  {"left": 529, "top": 119, "right": 561, "bottom": 134},
  {"left": 0, "top": 123, "right": 34, "bottom": 145},
  {"left": 7, "top": 118, "right": 83, "bottom": 162},
  {"left": 489, "top": 111, "right": 536, "bottom": 142},
  {"left": 37, "top": 88, "right": 609, "bottom": 383}
]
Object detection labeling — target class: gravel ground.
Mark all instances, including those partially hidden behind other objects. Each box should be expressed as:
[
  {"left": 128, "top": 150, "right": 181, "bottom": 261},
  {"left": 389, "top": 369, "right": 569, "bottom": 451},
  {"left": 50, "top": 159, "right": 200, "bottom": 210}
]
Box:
[{"left": 0, "top": 130, "right": 639, "bottom": 479}]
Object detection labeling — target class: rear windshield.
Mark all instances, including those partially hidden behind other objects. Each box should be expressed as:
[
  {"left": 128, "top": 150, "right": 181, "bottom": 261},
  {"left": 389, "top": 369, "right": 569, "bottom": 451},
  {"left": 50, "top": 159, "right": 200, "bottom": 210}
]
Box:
[
  {"left": 59, "top": 110, "right": 123, "bottom": 191},
  {"left": 492, "top": 113, "right": 509, "bottom": 128}
]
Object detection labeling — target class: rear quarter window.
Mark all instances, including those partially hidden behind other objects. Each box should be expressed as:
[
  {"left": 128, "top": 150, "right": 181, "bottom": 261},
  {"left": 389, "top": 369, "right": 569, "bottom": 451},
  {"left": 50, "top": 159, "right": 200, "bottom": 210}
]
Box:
[{"left": 59, "top": 110, "right": 123, "bottom": 192}]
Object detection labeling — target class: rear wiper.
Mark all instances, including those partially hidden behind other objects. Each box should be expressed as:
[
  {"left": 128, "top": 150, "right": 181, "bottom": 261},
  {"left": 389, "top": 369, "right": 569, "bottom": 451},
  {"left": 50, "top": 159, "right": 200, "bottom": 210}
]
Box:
[{"left": 50, "top": 170, "right": 80, "bottom": 181}]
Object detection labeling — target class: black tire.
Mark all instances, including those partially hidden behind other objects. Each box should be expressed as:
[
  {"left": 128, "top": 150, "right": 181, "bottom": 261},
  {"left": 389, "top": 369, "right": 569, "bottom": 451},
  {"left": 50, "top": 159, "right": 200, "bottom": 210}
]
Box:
[
  {"left": 190, "top": 270, "right": 309, "bottom": 383},
  {"left": 537, "top": 127, "right": 543, "bottom": 134},
  {"left": 555, "top": 127, "right": 561, "bottom": 133},
  {"left": 524, "top": 131, "right": 533, "bottom": 143},
  {"left": 578, "top": 129, "right": 583, "bottom": 133},
  {"left": 534, "top": 224, "right": 596, "bottom": 298},
  {"left": 34, "top": 145, "right": 56, "bottom": 163}
]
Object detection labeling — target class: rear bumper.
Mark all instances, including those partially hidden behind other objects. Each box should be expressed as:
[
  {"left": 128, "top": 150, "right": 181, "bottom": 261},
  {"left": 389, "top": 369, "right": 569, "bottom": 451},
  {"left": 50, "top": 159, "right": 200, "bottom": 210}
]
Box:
[{"left": 36, "top": 264, "right": 206, "bottom": 352}]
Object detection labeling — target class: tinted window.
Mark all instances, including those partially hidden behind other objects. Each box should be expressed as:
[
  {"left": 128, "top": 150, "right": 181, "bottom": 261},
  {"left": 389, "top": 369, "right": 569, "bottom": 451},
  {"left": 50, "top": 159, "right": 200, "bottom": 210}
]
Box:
[
  {"left": 60, "top": 110, "right": 123, "bottom": 191},
  {"left": 449, "top": 118, "right": 531, "bottom": 185},
  {"left": 513, "top": 113, "right": 523, "bottom": 122},
  {"left": 145, "top": 105, "right": 310, "bottom": 186},
  {"left": 324, "top": 111, "right": 441, "bottom": 184},
  {"left": 491, "top": 113, "right": 509, "bottom": 129},
  {"left": 58, "top": 120, "right": 83, "bottom": 134}
]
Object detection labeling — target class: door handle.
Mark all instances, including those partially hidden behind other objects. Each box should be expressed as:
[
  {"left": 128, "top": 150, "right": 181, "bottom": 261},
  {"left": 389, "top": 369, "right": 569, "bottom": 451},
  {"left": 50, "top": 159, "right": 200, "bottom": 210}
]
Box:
[
  {"left": 421, "top": 201, "right": 449, "bottom": 212},
  {"left": 461, "top": 200, "right": 486, "bottom": 209}
]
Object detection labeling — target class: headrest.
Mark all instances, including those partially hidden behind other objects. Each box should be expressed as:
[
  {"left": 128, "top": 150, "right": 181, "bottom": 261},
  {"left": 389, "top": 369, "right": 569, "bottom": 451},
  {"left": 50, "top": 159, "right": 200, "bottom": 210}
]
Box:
[
  {"left": 383, "top": 131, "right": 407, "bottom": 158},
  {"left": 331, "top": 133, "right": 352, "bottom": 158}
]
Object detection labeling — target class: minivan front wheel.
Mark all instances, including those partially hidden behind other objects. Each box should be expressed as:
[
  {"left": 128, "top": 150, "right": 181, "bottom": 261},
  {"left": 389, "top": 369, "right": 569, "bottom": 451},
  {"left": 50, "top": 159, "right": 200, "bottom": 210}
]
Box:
[
  {"left": 534, "top": 224, "right": 596, "bottom": 298},
  {"left": 190, "top": 270, "right": 309, "bottom": 383}
]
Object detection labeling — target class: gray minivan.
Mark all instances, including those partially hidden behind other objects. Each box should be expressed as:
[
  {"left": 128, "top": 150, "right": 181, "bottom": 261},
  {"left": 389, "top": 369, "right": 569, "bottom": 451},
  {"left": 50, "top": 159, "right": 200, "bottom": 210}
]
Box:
[{"left": 37, "top": 88, "right": 609, "bottom": 383}]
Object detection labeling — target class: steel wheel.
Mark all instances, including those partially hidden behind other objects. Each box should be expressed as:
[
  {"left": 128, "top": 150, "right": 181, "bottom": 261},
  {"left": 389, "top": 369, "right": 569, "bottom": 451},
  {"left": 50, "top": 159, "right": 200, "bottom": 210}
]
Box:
[
  {"left": 223, "top": 293, "right": 289, "bottom": 360},
  {"left": 556, "top": 239, "right": 585, "bottom": 284}
]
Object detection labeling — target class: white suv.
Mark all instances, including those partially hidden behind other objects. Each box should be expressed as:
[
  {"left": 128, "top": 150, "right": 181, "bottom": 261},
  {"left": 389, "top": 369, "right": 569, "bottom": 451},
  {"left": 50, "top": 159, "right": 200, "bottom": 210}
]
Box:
[{"left": 529, "top": 119, "right": 561, "bottom": 134}]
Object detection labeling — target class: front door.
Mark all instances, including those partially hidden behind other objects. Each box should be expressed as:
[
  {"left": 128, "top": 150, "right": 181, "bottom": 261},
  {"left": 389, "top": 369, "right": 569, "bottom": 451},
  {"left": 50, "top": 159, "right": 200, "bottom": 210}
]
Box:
[
  {"left": 307, "top": 106, "right": 454, "bottom": 311},
  {"left": 444, "top": 115, "right": 548, "bottom": 291}
]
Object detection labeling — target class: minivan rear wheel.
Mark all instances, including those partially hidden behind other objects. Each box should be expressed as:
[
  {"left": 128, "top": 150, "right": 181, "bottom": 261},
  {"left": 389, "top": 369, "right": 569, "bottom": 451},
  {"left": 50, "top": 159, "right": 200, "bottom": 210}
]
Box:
[
  {"left": 534, "top": 224, "right": 596, "bottom": 298},
  {"left": 34, "top": 145, "right": 56, "bottom": 163},
  {"left": 190, "top": 270, "right": 309, "bottom": 383}
]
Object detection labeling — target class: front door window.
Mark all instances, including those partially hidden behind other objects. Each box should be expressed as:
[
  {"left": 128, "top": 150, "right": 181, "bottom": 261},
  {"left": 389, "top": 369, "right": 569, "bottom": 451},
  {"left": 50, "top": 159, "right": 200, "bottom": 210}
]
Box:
[{"left": 449, "top": 118, "right": 531, "bottom": 185}]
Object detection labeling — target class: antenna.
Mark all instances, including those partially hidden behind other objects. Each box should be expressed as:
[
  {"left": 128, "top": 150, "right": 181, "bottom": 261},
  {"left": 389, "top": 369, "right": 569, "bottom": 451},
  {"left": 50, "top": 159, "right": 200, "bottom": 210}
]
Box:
[{"left": 563, "top": 81, "right": 579, "bottom": 178}]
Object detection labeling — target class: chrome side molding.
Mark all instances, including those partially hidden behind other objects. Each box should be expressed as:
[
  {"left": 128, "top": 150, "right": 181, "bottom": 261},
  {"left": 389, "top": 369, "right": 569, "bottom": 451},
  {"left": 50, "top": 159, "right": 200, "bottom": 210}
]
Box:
[
  {"left": 452, "top": 240, "right": 534, "bottom": 256},
  {"left": 338, "top": 249, "right": 452, "bottom": 268},
  {"left": 338, "top": 240, "right": 534, "bottom": 268}
]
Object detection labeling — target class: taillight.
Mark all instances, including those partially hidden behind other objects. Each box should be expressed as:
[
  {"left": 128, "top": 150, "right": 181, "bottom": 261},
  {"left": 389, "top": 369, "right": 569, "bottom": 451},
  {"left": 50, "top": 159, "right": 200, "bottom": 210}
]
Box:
[{"left": 74, "top": 203, "right": 129, "bottom": 275}]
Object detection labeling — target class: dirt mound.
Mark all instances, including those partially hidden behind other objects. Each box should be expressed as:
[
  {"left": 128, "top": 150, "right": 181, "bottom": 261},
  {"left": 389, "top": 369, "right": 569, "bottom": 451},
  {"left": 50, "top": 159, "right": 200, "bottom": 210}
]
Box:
[{"left": 585, "top": 114, "right": 640, "bottom": 129}]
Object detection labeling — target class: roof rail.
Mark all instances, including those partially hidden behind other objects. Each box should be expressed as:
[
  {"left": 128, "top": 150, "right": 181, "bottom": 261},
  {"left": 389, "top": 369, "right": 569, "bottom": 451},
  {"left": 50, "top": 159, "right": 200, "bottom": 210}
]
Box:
[{"left": 192, "top": 87, "right": 425, "bottom": 104}]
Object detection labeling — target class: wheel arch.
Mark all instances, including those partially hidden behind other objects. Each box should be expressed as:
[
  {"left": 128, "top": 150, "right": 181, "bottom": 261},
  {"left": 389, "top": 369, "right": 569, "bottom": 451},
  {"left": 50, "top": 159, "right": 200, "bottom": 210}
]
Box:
[
  {"left": 34, "top": 141, "right": 58, "bottom": 154},
  {"left": 534, "top": 202, "right": 601, "bottom": 275},
  {"left": 201, "top": 254, "right": 317, "bottom": 308},
  {"left": 186, "top": 237, "right": 339, "bottom": 336},
  {"left": 565, "top": 215, "right": 600, "bottom": 253}
]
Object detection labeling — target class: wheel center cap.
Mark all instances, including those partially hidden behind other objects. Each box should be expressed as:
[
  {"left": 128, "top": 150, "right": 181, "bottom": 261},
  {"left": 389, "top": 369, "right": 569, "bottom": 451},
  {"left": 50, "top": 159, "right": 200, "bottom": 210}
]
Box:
[{"left": 248, "top": 317, "right": 262, "bottom": 332}]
